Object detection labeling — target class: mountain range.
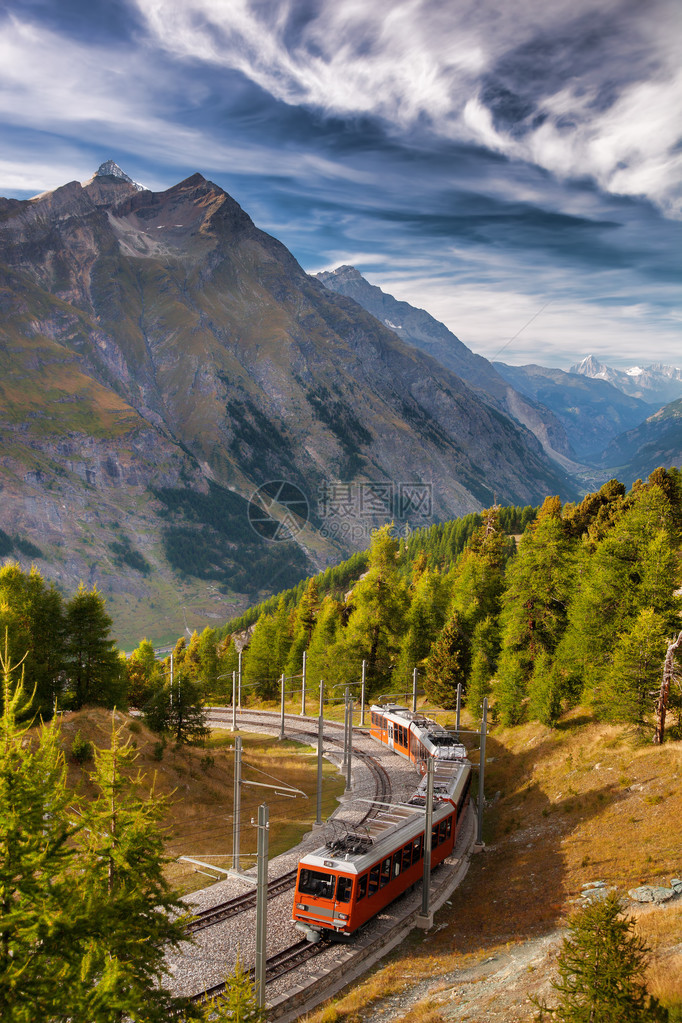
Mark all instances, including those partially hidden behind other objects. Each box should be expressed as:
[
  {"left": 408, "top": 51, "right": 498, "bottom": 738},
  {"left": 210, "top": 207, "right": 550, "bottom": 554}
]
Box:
[
  {"left": 571, "top": 355, "right": 682, "bottom": 405},
  {"left": 0, "top": 163, "right": 581, "bottom": 645}
]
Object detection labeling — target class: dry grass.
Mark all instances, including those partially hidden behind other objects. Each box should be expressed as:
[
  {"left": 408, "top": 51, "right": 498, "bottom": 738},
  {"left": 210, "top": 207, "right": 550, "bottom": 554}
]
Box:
[{"left": 56, "top": 707, "right": 345, "bottom": 893}]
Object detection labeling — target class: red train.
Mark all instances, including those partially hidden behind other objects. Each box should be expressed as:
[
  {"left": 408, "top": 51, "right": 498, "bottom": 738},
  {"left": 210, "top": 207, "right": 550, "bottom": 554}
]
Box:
[{"left": 292, "top": 704, "right": 471, "bottom": 942}]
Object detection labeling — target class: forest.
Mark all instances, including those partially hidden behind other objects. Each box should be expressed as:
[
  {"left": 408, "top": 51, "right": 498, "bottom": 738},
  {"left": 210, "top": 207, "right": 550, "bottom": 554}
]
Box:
[{"left": 1, "top": 467, "right": 680, "bottom": 738}]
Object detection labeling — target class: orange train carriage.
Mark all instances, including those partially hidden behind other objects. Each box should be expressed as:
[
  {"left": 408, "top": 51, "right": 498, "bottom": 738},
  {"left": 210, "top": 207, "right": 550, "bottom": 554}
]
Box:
[
  {"left": 369, "top": 702, "right": 468, "bottom": 770},
  {"left": 292, "top": 759, "right": 471, "bottom": 941}
]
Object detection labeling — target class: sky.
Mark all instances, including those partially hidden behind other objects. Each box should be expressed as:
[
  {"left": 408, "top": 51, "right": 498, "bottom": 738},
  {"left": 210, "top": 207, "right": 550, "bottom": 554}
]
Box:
[{"left": 1, "top": 0, "right": 680, "bottom": 369}]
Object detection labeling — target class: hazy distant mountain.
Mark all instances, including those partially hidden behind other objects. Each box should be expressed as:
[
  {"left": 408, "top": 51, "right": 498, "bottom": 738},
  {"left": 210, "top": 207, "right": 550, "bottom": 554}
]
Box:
[
  {"left": 493, "top": 362, "right": 656, "bottom": 461},
  {"left": 571, "top": 355, "right": 682, "bottom": 405},
  {"left": 0, "top": 164, "right": 574, "bottom": 641},
  {"left": 599, "top": 398, "right": 682, "bottom": 484},
  {"left": 316, "top": 265, "right": 573, "bottom": 459}
]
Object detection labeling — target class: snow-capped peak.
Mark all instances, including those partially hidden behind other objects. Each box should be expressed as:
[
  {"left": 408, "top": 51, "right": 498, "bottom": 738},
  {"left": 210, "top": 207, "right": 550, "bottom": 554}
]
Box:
[
  {"left": 626, "top": 366, "right": 643, "bottom": 377},
  {"left": 93, "top": 160, "right": 145, "bottom": 191}
]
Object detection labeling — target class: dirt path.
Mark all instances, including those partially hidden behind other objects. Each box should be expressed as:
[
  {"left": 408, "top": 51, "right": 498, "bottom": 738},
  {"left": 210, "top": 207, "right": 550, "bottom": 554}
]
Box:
[{"left": 357, "top": 929, "right": 563, "bottom": 1023}]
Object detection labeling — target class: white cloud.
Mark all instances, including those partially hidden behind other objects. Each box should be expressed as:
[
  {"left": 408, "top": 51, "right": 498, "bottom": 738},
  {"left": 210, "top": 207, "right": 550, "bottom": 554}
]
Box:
[{"left": 132, "top": 0, "right": 682, "bottom": 214}]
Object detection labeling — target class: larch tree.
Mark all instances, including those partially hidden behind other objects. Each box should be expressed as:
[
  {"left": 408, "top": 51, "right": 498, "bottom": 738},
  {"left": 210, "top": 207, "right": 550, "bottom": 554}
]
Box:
[
  {"left": 64, "top": 584, "right": 124, "bottom": 709},
  {"left": 423, "top": 611, "right": 471, "bottom": 709},
  {"left": 73, "top": 719, "right": 201, "bottom": 1023},
  {"left": 0, "top": 634, "right": 82, "bottom": 1022}
]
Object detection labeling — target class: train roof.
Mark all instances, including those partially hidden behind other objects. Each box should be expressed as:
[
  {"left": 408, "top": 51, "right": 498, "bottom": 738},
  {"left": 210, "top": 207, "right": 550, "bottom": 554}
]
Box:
[
  {"left": 409, "top": 759, "right": 471, "bottom": 806},
  {"left": 299, "top": 797, "right": 454, "bottom": 875}
]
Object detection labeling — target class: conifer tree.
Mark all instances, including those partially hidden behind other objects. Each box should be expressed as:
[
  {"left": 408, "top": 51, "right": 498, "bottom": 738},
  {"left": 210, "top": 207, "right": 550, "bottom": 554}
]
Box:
[
  {"left": 126, "top": 638, "right": 162, "bottom": 709},
  {"left": 74, "top": 719, "right": 200, "bottom": 1023},
  {"left": 0, "top": 564, "right": 65, "bottom": 716},
  {"left": 466, "top": 615, "right": 499, "bottom": 716},
  {"left": 534, "top": 892, "right": 668, "bottom": 1022},
  {"left": 197, "top": 627, "right": 219, "bottom": 699},
  {"left": 601, "top": 608, "right": 668, "bottom": 724},
  {"left": 305, "top": 596, "right": 344, "bottom": 693},
  {"left": 64, "top": 584, "right": 124, "bottom": 709},
  {"left": 0, "top": 634, "right": 82, "bottom": 1022},
  {"left": 206, "top": 956, "right": 266, "bottom": 1023},
  {"left": 423, "top": 611, "right": 471, "bottom": 709},
  {"left": 527, "top": 648, "right": 564, "bottom": 727},
  {"left": 334, "top": 525, "right": 408, "bottom": 692},
  {"left": 397, "top": 568, "right": 447, "bottom": 680},
  {"left": 144, "top": 666, "right": 208, "bottom": 745},
  {"left": 243, "top": 614, "right": 280, "bottom": 699}
]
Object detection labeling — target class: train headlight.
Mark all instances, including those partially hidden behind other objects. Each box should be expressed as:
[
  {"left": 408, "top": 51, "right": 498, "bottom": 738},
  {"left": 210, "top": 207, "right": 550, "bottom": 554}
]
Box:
[
  {"left": 296, "top": 903, "right": 308, "bottom": 911},
  {"left": 337, "top": 913, "right": 348, "bottom": 920}
]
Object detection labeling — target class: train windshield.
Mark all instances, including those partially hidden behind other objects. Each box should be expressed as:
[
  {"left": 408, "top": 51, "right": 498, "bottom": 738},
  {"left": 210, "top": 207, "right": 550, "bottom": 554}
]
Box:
[{"left": 298, "top": 868, "right": 336, "bottom": 899}]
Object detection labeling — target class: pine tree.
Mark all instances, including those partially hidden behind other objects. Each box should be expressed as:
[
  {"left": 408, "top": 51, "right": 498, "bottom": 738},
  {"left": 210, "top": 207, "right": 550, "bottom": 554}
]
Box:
[
  {"left": 423, "top": 612, "right": 471, "bottom": 709},
  {"left": 73, "top": 719, "right": 201, "bottom": 1022},
  {"left": 534, "top": 892, "right": 668, "bottom": 1022},
  {"left": 64, "top": 584, "right": 124, "bottom": 709}
]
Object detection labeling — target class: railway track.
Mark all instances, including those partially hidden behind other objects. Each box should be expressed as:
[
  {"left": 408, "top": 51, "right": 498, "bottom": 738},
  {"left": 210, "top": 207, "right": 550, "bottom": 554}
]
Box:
[
  {"left": 191, "top": 937, "right": 334, "bottom": 1003},
  {"left": 185, "top": 711, "right": 391, "bottom": 934}
]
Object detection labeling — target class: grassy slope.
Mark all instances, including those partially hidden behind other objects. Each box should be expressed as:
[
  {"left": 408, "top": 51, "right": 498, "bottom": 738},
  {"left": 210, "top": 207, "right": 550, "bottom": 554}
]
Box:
[
  {"left": 305, "top": 707, "right": 682, "bottom": 1021},
  {"left": 58, "top": 707, "right": 345, "bottom": 895}
]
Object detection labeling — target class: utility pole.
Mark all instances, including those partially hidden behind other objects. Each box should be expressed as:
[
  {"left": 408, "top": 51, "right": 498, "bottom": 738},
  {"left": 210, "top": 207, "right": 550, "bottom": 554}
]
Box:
[
  {"left": 345, "top": 697, "right": 353, "bottom": 794},
  {"left": 456, "top": 682, "right": 462, "bottom": 732},
  {"left": 254, "top": 804, "right": 269, "bottom": 1008},
  {"left": 412, "top": 666, "right": 418, "bottom": 713},
  {"left": 418, "top": 756, "right": 435, "bottom": 929},
  {"left": 238, "top": 649, "right": 242, "bottom": 710},
  {"left": 316, "top": 681, "right": 324, "bottom": 826},
  {"left": 476, "top": 698, "right": 488, "bottom": 846},
  {"left": 279, "top": 673, "right": 286, "bottom": 740},
  {"left": 231, "top": 670, "right": 237, "bottom": 731},
  {"left": 301, "top": 650, "right": 307, "bottom": 716},
  {"left": 342, "top": 685, "right": 350, "bottom": 768},
  {"left": 361, "top": 659, "right": 366, "bottom": 725},
  {"left": 232, "top": 736, "right": 242, "bottom": 870},
  {"left": 170, "top": 651, "right": 174, "bottom": 709}
]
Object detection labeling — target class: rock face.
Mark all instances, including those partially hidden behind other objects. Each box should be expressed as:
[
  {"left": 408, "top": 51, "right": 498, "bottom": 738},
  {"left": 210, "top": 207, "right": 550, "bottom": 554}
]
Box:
[
  {"left": 317, "top": 265, "right": 572, "bottom": 460},
  {"left": 0, "top": 169, "right": 576, "bottom": 641},
  {"left": 598, "top": 398, "right": 682, "bottom": 483}
]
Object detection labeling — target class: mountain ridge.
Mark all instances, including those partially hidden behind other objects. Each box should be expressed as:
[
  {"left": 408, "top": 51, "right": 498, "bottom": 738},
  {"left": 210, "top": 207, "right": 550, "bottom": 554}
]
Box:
[{"left": 0, "top": 167, "right": 576, "bottom": 642}]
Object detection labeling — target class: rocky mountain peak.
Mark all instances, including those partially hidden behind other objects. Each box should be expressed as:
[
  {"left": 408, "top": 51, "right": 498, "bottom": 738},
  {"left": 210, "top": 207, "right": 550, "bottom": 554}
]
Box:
[{"left": 94, "top": 160, "right": 145, "bottom": 190}]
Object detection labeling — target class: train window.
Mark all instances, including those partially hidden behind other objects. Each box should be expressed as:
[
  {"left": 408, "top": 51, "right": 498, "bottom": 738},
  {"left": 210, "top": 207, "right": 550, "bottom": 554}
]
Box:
[
  {"left": 413, "top": 835, "right": 423, "bottom": 860},
  {"left": 438, "top": 820, "right": 447, "bottom": 842},
  {"left": 446, "top": 816, "right": 452, "bottom": 838},
  {"left": 432, "top": 825, "right": 439, "bottom": 847},
  {"left": 357, "top": 874, "right": 368, "bottom": 901},
  {"left": 336, "top": 876, "right": 353, "bottom": 903},
  {"left": 402, "top": 843, "right": 412, "bottom": 870},
  {"left": 368, "top": 864, "right": 380, "bottom": 896},
  {"left": 380, "top": 857, "right": 391, "bottom": 887},
  {"left": 392, "top": 850, "right": 401, "bottom": 877},
  {"left": 298, "top": 868, "right": 335, "bottom": 899}
]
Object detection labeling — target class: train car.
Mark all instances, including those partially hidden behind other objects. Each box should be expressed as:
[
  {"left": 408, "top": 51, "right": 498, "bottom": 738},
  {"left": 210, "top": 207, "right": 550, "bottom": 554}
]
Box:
[
  {"left": 369, "top": 702, "right": 467, "bottom": 770},
  {"left": 292, "top": 759, "right": 471, "bottom": 942}
]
